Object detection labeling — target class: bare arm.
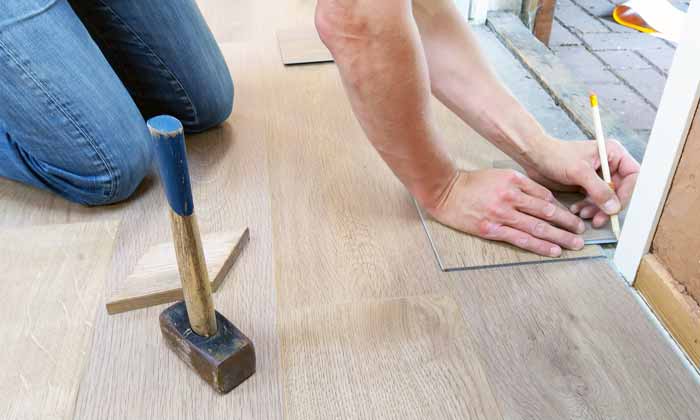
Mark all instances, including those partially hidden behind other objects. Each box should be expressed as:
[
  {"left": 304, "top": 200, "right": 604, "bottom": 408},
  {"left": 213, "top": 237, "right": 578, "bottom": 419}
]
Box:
[
  {"left": 412, "top": 0, "right": 546, "bottom": 166},
  {"left": 315, "top": 0, "right": 592, "bottom": 256},
  {"left": 412, "top": 0, "right": 639, "bottom": 223},
  {"left": 315, "top": 0, "right": 456, "bottom": 208}
]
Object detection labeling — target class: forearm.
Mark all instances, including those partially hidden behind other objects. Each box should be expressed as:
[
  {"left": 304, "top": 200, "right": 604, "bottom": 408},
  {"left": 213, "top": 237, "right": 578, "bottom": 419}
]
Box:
[
  {"left": 413, "top": 0, "right": 551, "bottom": 166},
  {"left": 315, "top": 0, "right": 457, "bottom": 208}
]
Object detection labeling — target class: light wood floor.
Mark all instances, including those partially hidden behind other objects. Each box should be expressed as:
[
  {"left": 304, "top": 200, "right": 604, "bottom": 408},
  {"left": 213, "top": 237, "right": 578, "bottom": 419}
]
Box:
[{"left": 1, "top": 1, "right": 699, "bottom": 418}]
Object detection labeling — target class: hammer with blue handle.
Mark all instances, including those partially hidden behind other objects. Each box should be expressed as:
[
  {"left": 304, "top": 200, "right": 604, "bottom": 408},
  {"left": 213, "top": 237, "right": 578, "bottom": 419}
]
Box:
[{"left": 148, "top": 115, "right": 255, "bottom": 394}]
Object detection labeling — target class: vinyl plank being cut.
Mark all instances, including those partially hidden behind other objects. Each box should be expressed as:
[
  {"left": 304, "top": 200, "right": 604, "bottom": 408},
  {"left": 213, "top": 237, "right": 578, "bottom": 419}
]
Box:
[
  {"left": 0, "top": 221, "right": 118, "bottom": 420},
  {"left": 493, "top": 159, "right": 617, "bottom": 245},
  {"left": 276, "top": 28, "right": 333, "bottom": 65},
  {"left": 411, "top": 27, "right": 605, "bottom": 272},
  {"left": 415, "top": 116, "right": 603, "bottom": 271}
]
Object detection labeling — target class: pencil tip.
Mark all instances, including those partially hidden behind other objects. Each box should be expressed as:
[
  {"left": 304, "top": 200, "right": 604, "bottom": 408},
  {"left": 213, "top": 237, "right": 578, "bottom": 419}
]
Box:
[{"left": 590, "top": 94, "right": 598, "bottom": 108}]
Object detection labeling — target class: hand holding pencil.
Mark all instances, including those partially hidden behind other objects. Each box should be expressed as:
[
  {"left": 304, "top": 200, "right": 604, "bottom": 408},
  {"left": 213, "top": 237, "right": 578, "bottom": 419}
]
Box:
[
  {"left": 514, "top": 101, "right": 640, "bottom": 236},
  {"left": 589, "top": 93, "right": 621, "bottom": 239}
]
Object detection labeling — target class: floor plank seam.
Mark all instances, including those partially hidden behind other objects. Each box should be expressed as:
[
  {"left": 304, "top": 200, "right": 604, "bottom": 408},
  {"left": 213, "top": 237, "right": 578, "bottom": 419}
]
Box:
[
  {"left": 414, "top": 198, "right": 448, "bottom": 272},
  {"left": 441, "top": 254, "right": 607, "bottom": 273}
]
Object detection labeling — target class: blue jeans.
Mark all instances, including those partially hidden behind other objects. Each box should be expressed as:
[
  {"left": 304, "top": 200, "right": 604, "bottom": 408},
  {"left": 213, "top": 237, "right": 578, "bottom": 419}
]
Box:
[{"left": 0, "top": 0, "right": 233, "bottom": 205}]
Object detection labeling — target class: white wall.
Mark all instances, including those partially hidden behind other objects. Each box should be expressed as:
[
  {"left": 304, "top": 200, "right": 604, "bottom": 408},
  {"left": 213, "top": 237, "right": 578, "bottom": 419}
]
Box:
[{"left": 460, "top": 0, "right": 522, "bottom": 24}]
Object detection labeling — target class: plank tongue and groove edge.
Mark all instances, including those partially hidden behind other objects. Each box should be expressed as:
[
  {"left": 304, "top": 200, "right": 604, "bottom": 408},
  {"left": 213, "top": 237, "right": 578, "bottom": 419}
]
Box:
[
  {"left": 0, "top": 221, "right": 118, "bottom": 420},
  {"left": 106, "top": 228, "right": 250, "bottom": 315}
]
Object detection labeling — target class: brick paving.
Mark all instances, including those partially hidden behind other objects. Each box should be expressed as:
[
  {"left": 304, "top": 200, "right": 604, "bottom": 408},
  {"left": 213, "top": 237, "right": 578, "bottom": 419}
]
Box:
[{"left": 549, "top": 0, "right": 690, "bottom": 140}]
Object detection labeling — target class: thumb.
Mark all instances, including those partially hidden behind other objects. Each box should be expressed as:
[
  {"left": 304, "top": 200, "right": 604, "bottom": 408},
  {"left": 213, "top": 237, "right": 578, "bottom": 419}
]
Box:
[{"left": 572, "top": 163, "right": 621, "bottom": 215}]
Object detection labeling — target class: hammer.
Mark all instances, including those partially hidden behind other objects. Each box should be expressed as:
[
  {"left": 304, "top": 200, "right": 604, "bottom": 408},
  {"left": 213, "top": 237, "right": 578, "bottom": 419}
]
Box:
[{"left": 148, "top": 115, "right": 255, "bottom": 394}]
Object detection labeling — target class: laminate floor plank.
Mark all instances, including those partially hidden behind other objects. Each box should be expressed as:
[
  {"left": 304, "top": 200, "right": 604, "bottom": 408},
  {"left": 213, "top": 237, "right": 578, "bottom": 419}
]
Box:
[
  {"left": 444, "top": 260, "right": 700, "bottom": 419},
  {"left": 0, "top": 177, "right": 119, "bottom": 228},
  {"left": 0, "top": 221, "right": 118, "bottom": 420},
  {"left": 280, "top": 295, "right": 503, "bottom": 420},
  {"left": 267, "top": 63, "right": 449, "bottom": 310}
]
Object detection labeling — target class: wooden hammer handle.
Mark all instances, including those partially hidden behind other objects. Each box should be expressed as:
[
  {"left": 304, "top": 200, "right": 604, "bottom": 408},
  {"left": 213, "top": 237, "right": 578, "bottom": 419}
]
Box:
[{"left": 148, "top": 116, "right": 217, "bottom": 337}]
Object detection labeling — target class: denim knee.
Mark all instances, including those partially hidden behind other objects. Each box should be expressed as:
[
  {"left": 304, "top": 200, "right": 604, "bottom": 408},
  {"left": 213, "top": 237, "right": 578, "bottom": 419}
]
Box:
[
  {"left": 75, "top": 127, "right": 153, "bottom": 206},
  {"left": 186, "top": 70, "right": 234, "bottom": 134},
  {"left": 98, "top": 131, "right": 153, "bottom": 205}
]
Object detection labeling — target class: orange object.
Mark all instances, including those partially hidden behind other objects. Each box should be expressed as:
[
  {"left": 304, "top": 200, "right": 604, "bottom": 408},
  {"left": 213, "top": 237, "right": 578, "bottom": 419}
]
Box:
[{"left": 613, "top": 4, "right": 658, "bottom": 34}]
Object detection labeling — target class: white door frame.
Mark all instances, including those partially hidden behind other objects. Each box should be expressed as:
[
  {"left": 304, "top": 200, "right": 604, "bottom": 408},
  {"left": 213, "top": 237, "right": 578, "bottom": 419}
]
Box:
[
  {"left": 614, "top": 1, "right": 700, "bottom": 283},
  {"left": 452, "top": 0, "right": 489, "bottom": 24},
  {"left": 469, "top": 0, "right": 489, "bottom": 24}
]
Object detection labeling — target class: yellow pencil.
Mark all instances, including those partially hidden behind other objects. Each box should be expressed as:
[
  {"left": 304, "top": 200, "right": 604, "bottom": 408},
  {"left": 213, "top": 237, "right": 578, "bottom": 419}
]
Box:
[{"left": 590, "top": 93, "right": 621, "bottom": 240}]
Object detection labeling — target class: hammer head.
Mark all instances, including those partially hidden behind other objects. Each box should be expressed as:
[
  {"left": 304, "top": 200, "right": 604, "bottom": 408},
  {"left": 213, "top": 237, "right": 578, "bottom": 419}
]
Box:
[{"left": 159, "top": 301, "right": 256, "bottom": 393}]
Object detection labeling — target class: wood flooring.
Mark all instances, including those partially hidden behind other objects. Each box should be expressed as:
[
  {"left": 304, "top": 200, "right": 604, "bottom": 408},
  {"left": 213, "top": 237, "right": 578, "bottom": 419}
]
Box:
[
  {"left": 0, "top": 222, "right": 118, "bottom": 420},
  {"left": 0, "top": 1, "right": 698, "bottom": 418}
]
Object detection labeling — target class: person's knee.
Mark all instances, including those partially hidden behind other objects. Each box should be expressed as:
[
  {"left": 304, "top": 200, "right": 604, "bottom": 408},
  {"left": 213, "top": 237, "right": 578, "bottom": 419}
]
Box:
[
  {"left": 78, "top": 127, "right": 153, "bottom": 206},
  {"left": 186, "top": 65, "right": 234, "bottom": 133},
  {"left": 103, "top": 134, "right": 153, "bottom": 205}
]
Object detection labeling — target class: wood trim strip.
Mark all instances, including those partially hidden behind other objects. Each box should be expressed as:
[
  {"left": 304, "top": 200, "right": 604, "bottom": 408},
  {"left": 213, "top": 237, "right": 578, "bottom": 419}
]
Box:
[
  {"left": 636, "top": 254, "right": 700, "bottom": 367},
  {"left": 533, "top": 0, "right": 556, "bottom": 45}
]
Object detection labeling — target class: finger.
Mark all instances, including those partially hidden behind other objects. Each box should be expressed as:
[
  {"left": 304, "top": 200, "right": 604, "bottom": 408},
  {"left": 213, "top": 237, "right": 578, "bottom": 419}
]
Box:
[
  {"left": 607, "top": 139, "right": 640, "bottom": 180},
  {"left": 515, "top": 193, "right": 585, "bottom": 234},
  {"left": 613, "top": 172, "right": 638, "bottom": 208},
  {"left": 579, "top": 205, "right": 598, "bottom": 219},
  {"left": 509, "top": 212, "right": 585, "bottom": 251},
  {"left": 490, "top": 224, "right": 562, "bottom": 257},
  {"left": 570, "top": 198, "right": 595, "bottom": 214},
  {"left": 570, "top": 162, "right": 621, "bottom": 215},
  {"left": 515, "top": 174, "right": 555, "bottom": 202},
  {"left": 592, "top": 210, "right": 610, "bottom": 228},
  {"left": 570, "top": 200, "right": 586, "bottom": 214}
]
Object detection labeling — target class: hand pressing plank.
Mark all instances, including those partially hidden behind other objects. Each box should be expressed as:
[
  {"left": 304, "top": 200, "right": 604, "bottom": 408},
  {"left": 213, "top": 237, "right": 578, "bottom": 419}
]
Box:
[{"left": 426, "top": 169, "right": 585, "bottom": 258}]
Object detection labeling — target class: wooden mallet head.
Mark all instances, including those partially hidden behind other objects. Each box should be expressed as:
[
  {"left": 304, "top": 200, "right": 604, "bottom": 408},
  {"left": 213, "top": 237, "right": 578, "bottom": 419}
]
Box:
[{"left": 148, "top": 115, "right": 255, "bottom": 394}]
